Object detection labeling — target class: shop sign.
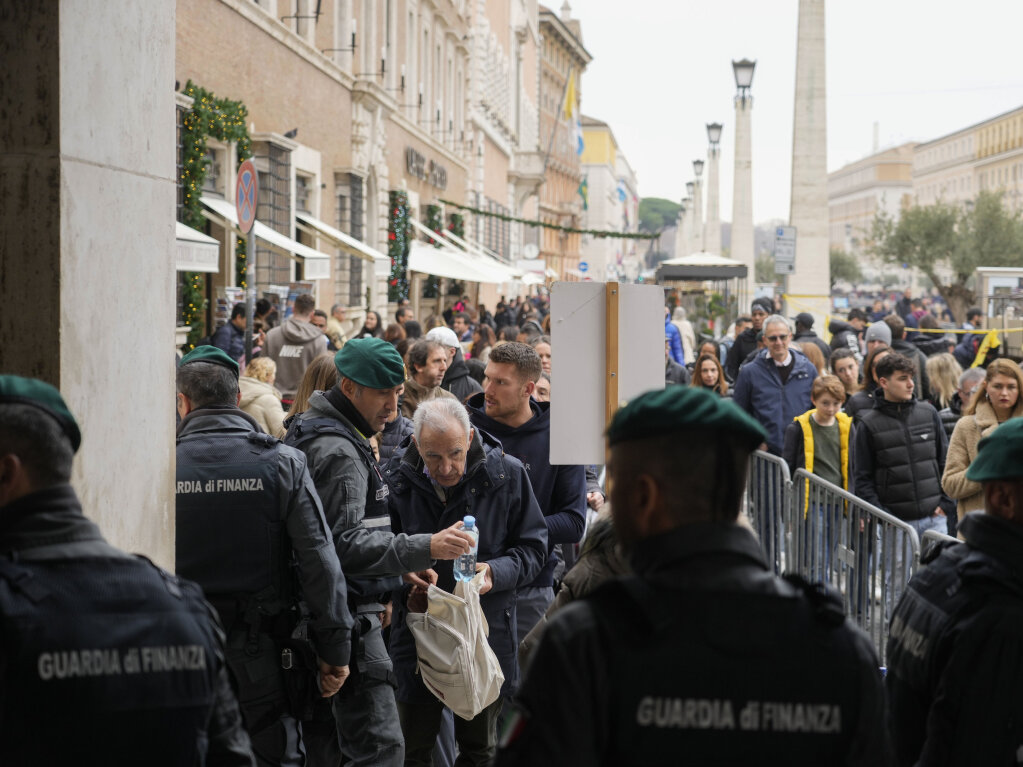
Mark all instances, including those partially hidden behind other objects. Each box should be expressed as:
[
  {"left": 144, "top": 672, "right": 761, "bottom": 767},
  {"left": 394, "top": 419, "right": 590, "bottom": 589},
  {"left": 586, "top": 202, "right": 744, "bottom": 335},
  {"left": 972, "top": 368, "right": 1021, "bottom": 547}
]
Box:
[{"left": 406, "top": 147, "right": 447, "bottom": 190}]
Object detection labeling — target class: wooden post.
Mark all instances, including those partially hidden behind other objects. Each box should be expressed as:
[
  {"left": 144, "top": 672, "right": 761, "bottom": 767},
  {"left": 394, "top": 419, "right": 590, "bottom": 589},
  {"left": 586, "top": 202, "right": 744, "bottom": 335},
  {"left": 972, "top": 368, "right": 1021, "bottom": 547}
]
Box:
[{"left": 604, "top": 282, "right": 619, "bottom": 496}]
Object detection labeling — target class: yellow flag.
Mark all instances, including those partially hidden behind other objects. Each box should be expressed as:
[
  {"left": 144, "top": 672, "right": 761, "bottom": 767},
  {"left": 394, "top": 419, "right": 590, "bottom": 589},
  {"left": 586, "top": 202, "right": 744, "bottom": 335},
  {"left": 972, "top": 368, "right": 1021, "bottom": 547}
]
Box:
[{"left": 563, "top": 69, "right": 576, "bottom": 120}]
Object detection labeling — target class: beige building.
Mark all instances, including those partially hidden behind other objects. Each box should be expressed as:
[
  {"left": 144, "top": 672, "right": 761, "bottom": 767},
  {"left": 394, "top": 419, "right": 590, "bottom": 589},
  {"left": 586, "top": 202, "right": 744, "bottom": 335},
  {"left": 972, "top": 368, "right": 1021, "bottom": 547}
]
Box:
[
  {"left": 914, "top": 104, "right": 1023, "bottom": 212},
  {"left": 537, "top": 2, "right": 591, "bottom": 281},
  {"left": 175, "top": 0, "right": 506, "bottom": 337},
  {"left": 579, "top": 116, "right": 639, "bottom": 282},
  {"left": 828, "top": 142, "right": 915, "bottom": 261}
]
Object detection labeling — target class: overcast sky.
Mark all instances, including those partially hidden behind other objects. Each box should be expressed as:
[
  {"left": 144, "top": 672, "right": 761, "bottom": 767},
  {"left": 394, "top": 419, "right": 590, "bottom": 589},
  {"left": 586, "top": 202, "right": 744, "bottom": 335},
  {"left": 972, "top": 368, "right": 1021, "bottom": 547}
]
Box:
[{"left": 569, "top": 0, "right": 1023, "bottom": 223}]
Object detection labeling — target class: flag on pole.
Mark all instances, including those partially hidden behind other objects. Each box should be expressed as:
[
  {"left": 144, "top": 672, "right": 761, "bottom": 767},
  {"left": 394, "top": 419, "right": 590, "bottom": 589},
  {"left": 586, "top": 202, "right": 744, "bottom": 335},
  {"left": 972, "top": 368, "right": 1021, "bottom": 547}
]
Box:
[
  {"left": 574, "top": 114, "right": 585, "bottom": 155},
  {"left": 578, "top": 176, "right": 589, "bottom": 210},
  {"left": 563, "top": 69, "right": 576, "bottom": 120}
]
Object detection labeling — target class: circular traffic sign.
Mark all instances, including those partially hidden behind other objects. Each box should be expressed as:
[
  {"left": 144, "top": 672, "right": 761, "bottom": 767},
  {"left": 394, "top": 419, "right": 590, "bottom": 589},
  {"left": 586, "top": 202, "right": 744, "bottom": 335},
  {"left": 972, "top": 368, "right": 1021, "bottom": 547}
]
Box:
[
  {"left": 578, "top": 261, "right": 589, "bottom": 273},
  {"left": 235, "top": 159, "right": 259, "bottom": 234}
]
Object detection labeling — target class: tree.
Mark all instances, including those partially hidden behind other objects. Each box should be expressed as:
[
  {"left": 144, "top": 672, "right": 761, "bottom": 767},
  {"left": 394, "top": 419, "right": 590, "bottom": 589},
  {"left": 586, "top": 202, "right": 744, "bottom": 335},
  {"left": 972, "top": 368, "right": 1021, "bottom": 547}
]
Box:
[
  {"left": 829, "top": 247, "right": 862, "bottom": 288},
  {"left": 755, "top": 252, "right": 776, "bottom": 284},
  {"left": 868, "top": 191, "right": 1023, "bottom": 323},
  {"left": 638, "top": 197, "right": 681, "bottom": 232}
]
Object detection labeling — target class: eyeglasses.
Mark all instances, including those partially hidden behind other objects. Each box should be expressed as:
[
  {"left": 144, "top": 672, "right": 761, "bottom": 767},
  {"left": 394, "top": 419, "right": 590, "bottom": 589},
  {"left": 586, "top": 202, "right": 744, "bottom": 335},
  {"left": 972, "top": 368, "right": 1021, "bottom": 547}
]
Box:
[{"left": 765, "top": 334, "right": 790, "bottom": 343}]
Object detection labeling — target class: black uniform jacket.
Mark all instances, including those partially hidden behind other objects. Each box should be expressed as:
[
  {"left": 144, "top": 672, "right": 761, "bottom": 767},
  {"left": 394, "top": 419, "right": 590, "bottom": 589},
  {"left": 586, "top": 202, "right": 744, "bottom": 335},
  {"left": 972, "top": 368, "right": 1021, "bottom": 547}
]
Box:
[{"left": 499, "top": 522, "right": 892, "bottom": 767}]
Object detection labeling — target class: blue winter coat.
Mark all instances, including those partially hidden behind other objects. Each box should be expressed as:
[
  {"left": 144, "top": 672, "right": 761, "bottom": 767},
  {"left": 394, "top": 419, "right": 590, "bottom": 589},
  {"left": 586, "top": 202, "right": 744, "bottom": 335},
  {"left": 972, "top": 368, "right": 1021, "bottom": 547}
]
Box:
[
  {"left": 384, "top": 429, "right": 548, "bottom": 701},
  {"left": 665, "top": 318, "right": 685, "bottom": 365},
  {"left": 732, "top": 348, "right": 817, "bottom": 455}
]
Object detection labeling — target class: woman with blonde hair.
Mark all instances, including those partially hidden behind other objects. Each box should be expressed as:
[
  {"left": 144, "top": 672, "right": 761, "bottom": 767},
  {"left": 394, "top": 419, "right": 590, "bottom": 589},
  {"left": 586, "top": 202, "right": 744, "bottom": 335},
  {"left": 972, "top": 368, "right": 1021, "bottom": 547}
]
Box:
[
  {"left": 924, "top": 353, "right": 962, "bottom": 410},
  {"left": 239, "top": 357, "right": 286, "bottom": 437},
  {"left": 942, "top": 358, "right": 1023, "bottom": 521},
  {"left": 798, "top": 341, "right": 827, "bottom": 377},
  {"left": 284, "top": 352, "right": 340, "bottom": 428}
]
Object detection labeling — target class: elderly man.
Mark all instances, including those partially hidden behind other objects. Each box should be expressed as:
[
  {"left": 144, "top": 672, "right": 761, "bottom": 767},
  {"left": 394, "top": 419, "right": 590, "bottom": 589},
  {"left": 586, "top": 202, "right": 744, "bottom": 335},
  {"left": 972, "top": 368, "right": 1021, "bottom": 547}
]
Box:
[
  {"left": 426, "top": 325, "right": 482, "bottom": 402},
  {"left": 284, "top": 338, "right": 474, "bottom": 767},
  {"left": 385, "top": 398, "right": 548, "bottom": 765},
  {"left": 498, "top": 387, "right": 889, "bottom": 765},
  {"left": 401, "top": 338, "right": 456, "bottom": 419},
  {"left": 887, "top": 417, "right": 1023, "bottom": 765},
  {"left": 0, "top": 374, "right": 255, "bottom": 765},
  {"left": 175, "top": 346, "right": 351, "bottom": 765},
  {"left": 732, "top": 314, "right": 817, "bottom": 455}
]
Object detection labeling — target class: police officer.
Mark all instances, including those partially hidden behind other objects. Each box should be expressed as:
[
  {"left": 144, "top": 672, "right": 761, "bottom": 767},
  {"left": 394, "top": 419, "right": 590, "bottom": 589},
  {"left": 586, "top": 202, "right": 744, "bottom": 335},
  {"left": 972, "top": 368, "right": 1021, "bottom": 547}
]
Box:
[
  {"left": 285, "top": 338, "right": 474, "bottom": 767},
  {"left": 175, "top": 347, "right": 352, "bottom": 766},
  {"left": 888, "top": 417, "right": 1023, "bottom": 765},
  {"left": 0, "top": 375, "right": 255, "bottom": 766},
  {"left": 498, "top": 386, "right": 892, "bottom": 766}
]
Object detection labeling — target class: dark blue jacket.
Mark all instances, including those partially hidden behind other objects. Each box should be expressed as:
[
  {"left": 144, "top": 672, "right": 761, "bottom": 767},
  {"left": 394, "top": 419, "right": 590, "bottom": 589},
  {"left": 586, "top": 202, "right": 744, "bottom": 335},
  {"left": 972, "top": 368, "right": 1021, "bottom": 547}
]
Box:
[
  {"left": 384, "top": 430, "right": 548, "bottom": 700},
  {"left": 665, "top": 318, "right": 684, "bottom": 364},
  {"left": 210, "top": 321, "right": 245, "bottom": 361},
  {"left": 466, "top": 394, "right": 586, "bottom": 587},
  {"left": 732, "top": 348, "right": 817, "bottom": 455}
]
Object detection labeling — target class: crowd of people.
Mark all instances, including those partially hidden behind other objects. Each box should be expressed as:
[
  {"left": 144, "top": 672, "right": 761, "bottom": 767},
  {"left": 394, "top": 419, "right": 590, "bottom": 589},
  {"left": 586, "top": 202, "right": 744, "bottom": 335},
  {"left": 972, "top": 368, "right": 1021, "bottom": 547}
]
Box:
[{"left": 4, "top": 285, "right": 1023, "bottom": 765}]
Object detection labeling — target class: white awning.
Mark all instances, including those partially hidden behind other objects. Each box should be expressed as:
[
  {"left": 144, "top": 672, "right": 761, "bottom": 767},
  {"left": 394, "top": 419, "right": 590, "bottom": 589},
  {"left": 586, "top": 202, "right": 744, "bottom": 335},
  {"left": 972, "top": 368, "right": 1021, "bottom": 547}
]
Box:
[
  {"left": 408, "top": 241, "right": 514, "bottom": 284},
  {"left": 437, "top": 227, "right": 523, "bottom": 282},
  {"left": 201, "top": 196, "right": 331, "bottom": 279},
  {"left": 408, "top": 218, "right": 522, "bottom": 283},
  {"left": 295, "top": 212, "right": 390, "bottom": 278},
  {"left": 175, "top": 221, "right": 220, "bottom": 273}
]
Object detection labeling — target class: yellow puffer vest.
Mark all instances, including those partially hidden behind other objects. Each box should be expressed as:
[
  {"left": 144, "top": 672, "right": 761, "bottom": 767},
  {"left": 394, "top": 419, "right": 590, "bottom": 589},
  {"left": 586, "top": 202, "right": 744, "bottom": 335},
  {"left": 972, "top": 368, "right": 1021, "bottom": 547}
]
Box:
[{"left": 795, "top": 410, "right": 852, "bottom": 511}]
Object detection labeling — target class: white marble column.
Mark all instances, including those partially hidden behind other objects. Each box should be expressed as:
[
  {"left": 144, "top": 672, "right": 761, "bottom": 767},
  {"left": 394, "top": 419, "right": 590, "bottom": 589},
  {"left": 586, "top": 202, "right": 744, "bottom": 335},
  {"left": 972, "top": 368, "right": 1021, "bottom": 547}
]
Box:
[
  {"left": 787, "top": 0, "right": 830, "bottom": 323},
  {"left": 0, "top": 0, "right": 176, "bottom": 568}
]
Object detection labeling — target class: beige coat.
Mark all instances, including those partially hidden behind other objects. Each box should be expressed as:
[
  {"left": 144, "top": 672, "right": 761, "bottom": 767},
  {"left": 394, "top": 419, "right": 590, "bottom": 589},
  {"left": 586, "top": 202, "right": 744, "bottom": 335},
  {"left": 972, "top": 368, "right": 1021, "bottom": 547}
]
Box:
[
  {"left": 942, "top": 399, "right": 1023, "bottom": 519},
  {"left": 238, "top": 376, "right": 286, "bottom": 438},
  {"left": 399, "top": 377, "right": 456, "bottom": 419}
]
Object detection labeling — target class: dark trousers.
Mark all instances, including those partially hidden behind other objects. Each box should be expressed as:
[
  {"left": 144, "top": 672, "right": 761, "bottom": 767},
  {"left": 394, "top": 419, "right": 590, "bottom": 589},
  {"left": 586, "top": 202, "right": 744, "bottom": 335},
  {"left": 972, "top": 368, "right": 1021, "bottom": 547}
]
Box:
[{"left": 399, "top": 698, "right": 502, "bottom": 767}]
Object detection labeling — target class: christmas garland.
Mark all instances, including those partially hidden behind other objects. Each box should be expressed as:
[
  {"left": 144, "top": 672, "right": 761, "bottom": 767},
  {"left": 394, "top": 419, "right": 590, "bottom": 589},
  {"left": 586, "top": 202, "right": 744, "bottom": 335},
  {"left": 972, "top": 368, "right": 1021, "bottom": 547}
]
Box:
[
  {"left": 449, "top": 212, "right": 465, "bottom": 239},
  {"left": 438, "top": 198, "right": 659, "bottom": 240},
  {"left": 179, "top": 80, "right": 253, "bottom": 347},
  {"left": 388, "top": 191, "right": 412, "bottom": 302}
]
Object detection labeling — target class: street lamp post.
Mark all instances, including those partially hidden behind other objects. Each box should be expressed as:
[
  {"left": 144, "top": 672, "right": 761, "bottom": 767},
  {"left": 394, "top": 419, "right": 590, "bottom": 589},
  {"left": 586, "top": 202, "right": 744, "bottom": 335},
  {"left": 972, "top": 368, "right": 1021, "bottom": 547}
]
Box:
[
  {"left": 692, "top": 159, "right": 704, "bottom": 254},
  {"left": 704, "top": 122, "right": 723, "bottom": 255},
  {"left": 731, "top": 58, "right": 756, "bottom": 310}
]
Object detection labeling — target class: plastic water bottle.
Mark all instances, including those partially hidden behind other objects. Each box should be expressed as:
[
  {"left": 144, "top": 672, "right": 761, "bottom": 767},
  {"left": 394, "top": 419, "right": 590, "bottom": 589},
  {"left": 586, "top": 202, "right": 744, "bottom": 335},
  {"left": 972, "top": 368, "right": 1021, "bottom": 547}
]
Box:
[{"left": 454, "top": 516, "right": 479, "bottom": 582}]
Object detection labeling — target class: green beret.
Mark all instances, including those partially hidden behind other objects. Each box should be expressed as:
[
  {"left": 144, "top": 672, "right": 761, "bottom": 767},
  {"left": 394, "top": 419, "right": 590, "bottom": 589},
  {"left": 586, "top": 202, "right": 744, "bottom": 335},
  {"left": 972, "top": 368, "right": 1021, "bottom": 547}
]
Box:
[
  {"left": 335, "top": 338, "right": 406, "bottom": 389},
  {"left": 0, "top": 375, "right": 82, "bottom": 452},
  {"left": 607, "top": 386, "right": 767, "bottom": 449},
  {"left": 967, "top": 418, "right": 1023, "bottom": 482},
  {"left": 179, "top": 345, "right": 240, "bottom": 378}
]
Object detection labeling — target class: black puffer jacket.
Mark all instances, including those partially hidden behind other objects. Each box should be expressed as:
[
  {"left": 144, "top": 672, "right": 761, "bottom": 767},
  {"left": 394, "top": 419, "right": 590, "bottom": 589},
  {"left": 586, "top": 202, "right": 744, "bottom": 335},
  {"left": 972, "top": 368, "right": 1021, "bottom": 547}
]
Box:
[
  {"left": 440, "top": 355, "right": 483, "bottom": 403},
  {"left": 377, "top": 414, "right": 413, "bottom": 466},
  {"left": 852, "top": 390, "right": 949, "bottom": 521},
  {"left": 828, "top": 319, "right": 862, "bottom": 361},
  {"left": 937, "top": 391, "right": 964, "bottom": 439},
  {"left": 724, "top": 327, "right": 760, "bottom": 381}
]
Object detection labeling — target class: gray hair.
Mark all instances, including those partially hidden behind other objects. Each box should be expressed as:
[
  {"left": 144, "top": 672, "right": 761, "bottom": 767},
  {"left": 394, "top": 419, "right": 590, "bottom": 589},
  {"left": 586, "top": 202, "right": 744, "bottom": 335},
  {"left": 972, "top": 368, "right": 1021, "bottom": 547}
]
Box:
[
  {"left": 959, "top": 367, "right": 986, "bottom": 389},
  {"left": 672, "top": 306, "right": 687, "bottom": 321},
  {"left": 413, "top": 397, "right": 471, "bottom": 443},
  {"left": 763, "top": 314, "right": 791, "bottom": 334}
]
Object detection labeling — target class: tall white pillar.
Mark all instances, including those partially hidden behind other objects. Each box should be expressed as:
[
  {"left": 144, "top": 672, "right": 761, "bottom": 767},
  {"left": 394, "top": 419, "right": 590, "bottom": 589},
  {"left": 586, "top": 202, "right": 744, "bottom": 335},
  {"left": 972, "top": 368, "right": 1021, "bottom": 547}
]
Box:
[
  {"left": 787, "top": 0, "right": 830, "bottom": 323},
  {"left": 704, "top": 123, "right": 723, "bottom": 255},
  {"left": 0, "top": 0, "right": 176, "bottom": 568},
  {"left": 731, "top": 59, "right": 756, "bottom": 311},
  {"left": 691, "top": 160, "right": 704, "bottom": 253}
]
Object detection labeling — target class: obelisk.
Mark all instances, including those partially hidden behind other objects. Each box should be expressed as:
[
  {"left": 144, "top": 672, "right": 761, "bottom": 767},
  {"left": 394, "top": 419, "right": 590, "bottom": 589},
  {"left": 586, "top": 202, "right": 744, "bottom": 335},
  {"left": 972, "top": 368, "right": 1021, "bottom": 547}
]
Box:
[
  {"left": 704, "top": 123, "right": 723, "bottom": 255},
  {"left": 787, "top": 0, "right": 830, "bottom": 323}
]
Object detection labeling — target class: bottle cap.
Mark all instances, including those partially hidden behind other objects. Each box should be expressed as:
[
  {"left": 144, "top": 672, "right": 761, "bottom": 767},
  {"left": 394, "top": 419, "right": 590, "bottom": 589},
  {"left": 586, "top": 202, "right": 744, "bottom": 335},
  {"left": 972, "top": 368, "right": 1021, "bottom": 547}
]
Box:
[{"left": 463, "top": 515, "right": 475, "bottom": 529}]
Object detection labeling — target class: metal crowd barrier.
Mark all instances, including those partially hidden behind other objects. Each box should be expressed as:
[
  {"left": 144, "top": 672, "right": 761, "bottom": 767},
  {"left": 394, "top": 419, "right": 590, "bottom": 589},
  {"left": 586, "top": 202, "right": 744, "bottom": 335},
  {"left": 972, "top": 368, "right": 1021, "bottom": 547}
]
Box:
[
  {"left": 744, "top": 451, "right": 791, "bottom": 574},
  {"left": 745, "top": 451, "right": 924, "bottom": 666}
]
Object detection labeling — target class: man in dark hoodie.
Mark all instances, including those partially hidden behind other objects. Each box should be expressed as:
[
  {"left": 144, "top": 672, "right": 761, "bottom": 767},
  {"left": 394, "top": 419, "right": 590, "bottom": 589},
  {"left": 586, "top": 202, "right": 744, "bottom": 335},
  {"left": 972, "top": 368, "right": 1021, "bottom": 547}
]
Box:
[
  {"left": 263, "top": 293, "right": 328, "bottom": 405},
  {"left": 466, "top": 342, "right": 586, "bottom": 642},
  {"left": 882, "top": 313, "right": 930, "bottom": 400},
  {"left": 725, "top": 297, "right": 772, "bottom": 381},
  {"left": 829, "top": 307, "right": 866, "bottom": 363},
  {"left": 791, "top": 312, "right": 831, "bottom": 360},
  {"left": 426, "top": 325, "right": 484, "bottom": 403}
]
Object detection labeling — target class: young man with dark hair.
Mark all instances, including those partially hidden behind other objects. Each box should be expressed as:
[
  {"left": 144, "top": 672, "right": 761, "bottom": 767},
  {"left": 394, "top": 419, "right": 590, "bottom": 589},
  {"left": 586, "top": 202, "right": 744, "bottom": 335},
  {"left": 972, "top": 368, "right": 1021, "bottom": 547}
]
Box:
[
  {"left": 452, "top": 311, "right": 473, "bottom": 343},
  {"left": 210, "top": 303, "right": 249, "bottom": 360},
  {"left": 883, "top": 313, "right": 929, "bottom": 398},
  {"left": 725, "top": 298, "right": 772, "bottom": 381},
  {"left": 854, "top": 353, "right": 953, "bottom": 543},
  {"left": 467, "top": 343, "right": 586, "bottom": 640}
]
